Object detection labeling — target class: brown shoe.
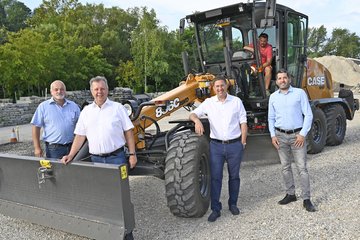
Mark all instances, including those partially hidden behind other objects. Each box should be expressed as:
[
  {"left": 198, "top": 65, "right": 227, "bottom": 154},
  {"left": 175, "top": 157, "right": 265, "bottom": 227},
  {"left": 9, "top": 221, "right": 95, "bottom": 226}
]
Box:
[{"left": 278, "top": 194, "right": 297, "bottom": 205}]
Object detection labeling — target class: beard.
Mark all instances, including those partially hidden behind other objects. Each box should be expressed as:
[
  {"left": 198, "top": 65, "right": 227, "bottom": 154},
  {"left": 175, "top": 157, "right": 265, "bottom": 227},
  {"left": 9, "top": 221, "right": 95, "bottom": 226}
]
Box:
[{"left": 54, "top": 94, "right": 65, "bottom": 100}]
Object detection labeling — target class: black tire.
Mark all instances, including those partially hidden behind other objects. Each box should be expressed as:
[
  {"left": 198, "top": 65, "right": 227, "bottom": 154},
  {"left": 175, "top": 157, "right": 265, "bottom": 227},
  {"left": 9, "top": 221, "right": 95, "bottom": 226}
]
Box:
[
  {"left": 307, "top": 108, "right": 327, "bottom": 154},
  {"left": 324, "top": 104, "right": 346, "bottom": 146},
  {"left": 164, "top": 132, "right": 210, "bottom": 218}
]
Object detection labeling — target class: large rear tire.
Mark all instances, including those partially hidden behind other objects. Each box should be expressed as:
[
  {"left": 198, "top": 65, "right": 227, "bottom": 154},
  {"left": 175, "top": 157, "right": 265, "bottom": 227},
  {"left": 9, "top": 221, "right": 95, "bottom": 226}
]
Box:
[
  {"left": 307, "top": 108, "right": 327, "bottom": 154},
  {"left": 324, "top": 104, "right": 346, "bottom": 146},
  {"left": 164, "top": 132, "right": 210, "bottom": 218}
]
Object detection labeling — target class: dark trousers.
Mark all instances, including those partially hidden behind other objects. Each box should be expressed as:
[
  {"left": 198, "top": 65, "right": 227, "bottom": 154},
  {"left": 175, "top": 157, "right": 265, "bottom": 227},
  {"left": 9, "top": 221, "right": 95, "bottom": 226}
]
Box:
[
  {"left": 209, "top": 140, "right": 244, "bottom": 212},
  {"left": 45, "top": 143, "right": 71, "bottom": 159}
]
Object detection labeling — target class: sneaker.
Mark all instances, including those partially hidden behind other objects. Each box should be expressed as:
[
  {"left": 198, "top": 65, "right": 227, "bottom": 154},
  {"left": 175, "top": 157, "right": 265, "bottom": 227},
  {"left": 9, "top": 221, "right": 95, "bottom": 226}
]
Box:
[{"left": 207, "top": 211, "right": 221, "bottom": 222}]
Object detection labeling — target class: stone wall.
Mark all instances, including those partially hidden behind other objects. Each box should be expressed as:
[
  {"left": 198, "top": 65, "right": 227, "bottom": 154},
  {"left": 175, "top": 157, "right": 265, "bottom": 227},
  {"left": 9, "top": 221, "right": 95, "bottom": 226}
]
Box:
[{"left": 0, "top": 88, "right": 159, "bottom": 127}]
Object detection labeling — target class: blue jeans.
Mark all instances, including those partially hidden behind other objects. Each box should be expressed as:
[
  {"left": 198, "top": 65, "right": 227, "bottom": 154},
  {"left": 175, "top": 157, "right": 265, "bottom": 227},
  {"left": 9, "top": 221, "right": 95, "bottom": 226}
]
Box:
[
  {"left": 91, "top": 150, "right": 126, "bottom": 164},
  {"left": 209, "top": 140, "right": 244, "bottom": 212},
  {"left": 45, "top": 143, "right": 71, "bottom": 159},
  {"left": 276, "top": 131, "right": 311, "bottom": 199}
]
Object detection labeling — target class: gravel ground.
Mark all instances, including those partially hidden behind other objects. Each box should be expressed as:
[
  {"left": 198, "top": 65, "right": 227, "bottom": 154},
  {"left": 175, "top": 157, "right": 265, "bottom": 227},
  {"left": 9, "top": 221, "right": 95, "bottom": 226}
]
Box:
[{"left": 1, "top": 110, "right": 360, "bottom": 239}]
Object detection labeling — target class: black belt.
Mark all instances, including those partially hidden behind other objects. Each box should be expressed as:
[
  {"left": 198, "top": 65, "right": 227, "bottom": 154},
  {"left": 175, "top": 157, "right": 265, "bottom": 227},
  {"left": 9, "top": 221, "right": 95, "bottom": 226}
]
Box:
[
  {"left": 211, "top": 137, "right": 241, "bottom": 144},
  {"left": 275, "top": 127, "right": 302, "bottom": 134},
  {"left": 91, "top": 146, "right": 124, "bottom": 157},
  {"left": 45, "top": 142, "right": 72, "bottom": 147}
]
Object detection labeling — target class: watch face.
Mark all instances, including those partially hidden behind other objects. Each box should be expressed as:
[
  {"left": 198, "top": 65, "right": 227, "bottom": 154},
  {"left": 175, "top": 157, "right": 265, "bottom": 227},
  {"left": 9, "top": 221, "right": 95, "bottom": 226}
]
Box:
[{"left": 123, "top": 103, "right": 133, "bottom": 117}]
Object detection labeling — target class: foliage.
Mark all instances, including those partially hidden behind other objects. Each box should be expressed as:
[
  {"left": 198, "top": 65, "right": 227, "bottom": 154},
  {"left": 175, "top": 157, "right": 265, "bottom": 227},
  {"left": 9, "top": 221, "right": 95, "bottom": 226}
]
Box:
[
  {"left": 0, "top": 0, "right": 31, "bottom": 32},
  {"left": 130, "top": 7, "right": 184, "bottom": 92},
  {"left": 307, "top": 25, "right": 327, "bottom": 57},
  {"left": 307, "top": 26, "right": 360, "bottom": 59},
  {"left": 115, "top": 60, "right": 142, "bottom": 92},
  {"left": 323, "top": 28, "right": 360, "bottom": 58}
]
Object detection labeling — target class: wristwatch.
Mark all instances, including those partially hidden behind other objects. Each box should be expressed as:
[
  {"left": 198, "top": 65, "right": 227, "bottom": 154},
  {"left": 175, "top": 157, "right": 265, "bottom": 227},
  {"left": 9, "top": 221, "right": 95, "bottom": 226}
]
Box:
[{"left": 128, "top": 152, "right": 136, "bottom": 156}]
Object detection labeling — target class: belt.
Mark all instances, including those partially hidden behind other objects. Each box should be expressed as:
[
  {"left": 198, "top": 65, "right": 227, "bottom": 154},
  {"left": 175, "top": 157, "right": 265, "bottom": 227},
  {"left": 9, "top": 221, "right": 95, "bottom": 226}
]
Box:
[
  {"left": 275, "top": 127, "right": 302, "bottom": 134},
  {"left": 210, "top": 137, "right": 241, "bottom": 144},
  {"left": 91, "top": 146, "right": 124, "bottom": 157},
  {"left": 45, "top": 142, "right": 72, "bottom": 147}
]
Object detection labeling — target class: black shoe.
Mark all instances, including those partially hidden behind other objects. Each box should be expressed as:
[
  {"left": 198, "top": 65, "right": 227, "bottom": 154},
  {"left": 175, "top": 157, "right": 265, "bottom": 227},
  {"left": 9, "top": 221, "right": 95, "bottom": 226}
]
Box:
[
  {"left": 303, "top": 199, "right": 316, "bottom": 212},
  {"left": 229, "top": 205, "right": 240, "bottom": 215},
  {"left": 207, "top": 211, "right": 221, "bottom": 222},
  {"left": 278, "top": 194, "right": 297, "bottom": 205}
]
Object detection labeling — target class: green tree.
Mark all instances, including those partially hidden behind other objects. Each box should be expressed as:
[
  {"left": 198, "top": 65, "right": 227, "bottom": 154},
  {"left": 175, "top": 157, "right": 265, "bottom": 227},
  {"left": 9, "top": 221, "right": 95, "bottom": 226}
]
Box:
[
  {"left": 307, "top": 25, "right": 327, "bottom": 57},
  {"left": 323, "top": 28, "right": 360, "bottom": 58},
  {"left": 29, "top": 0, "right": 138, "bottom": 88},
  {"left": 130, "top": 7, "right": 184, "bottom": 92},
  {"left": 115, "top": 60, "right": 142, "bottom": 91},
  {"left": 0, "top": 0, "right": 31, "bottom": 32}
]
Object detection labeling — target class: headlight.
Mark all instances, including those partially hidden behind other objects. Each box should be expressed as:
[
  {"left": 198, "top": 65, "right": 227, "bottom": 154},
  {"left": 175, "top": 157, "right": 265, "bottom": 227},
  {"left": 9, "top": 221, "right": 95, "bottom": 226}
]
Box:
[{"left": 123, "top": 102, "right": 133, "bottom": 117}]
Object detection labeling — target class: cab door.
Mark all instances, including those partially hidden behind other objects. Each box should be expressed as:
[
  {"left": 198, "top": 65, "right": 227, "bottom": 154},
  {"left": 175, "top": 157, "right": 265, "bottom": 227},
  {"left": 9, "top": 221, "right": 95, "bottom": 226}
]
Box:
[{"left": 285, "top": 12, "right": 308, "bottom": 87}]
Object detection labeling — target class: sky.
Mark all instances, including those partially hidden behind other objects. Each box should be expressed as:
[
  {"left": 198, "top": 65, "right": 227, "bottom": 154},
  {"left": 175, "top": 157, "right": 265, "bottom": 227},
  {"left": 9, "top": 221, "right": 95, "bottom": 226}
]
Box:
[{"left": 21, "top": 0, "right": 360, "bottom": 36}]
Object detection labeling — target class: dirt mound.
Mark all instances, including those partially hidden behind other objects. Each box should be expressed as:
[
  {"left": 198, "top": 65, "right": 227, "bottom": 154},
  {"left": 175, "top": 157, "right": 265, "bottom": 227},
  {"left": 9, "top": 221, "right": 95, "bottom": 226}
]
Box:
[{"left": 314, "top": 56, "right": 360, "bottom": 88}]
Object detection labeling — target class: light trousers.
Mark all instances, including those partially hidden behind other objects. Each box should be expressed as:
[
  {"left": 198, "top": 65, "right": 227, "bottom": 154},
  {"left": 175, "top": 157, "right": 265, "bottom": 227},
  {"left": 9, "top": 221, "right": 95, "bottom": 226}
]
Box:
[{"left": 276, "top": 131, "right": 311, "bottom": 200}]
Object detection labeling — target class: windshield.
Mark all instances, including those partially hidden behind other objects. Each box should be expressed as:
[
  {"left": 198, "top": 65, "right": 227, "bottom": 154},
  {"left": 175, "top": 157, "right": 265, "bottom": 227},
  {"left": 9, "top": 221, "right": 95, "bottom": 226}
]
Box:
[{"left": 197, "top": 14, "right": 253, "bottom": 64}]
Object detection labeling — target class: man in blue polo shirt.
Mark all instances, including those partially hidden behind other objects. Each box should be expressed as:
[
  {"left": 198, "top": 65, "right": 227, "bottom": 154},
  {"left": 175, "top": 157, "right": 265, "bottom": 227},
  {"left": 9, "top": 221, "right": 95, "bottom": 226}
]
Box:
[{"left": 31, "top": 80, "right": 80, "bottom": 159}]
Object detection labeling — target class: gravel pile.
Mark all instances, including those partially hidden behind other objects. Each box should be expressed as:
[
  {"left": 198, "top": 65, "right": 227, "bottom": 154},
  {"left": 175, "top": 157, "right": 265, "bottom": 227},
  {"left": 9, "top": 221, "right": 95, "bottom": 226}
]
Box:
[{"left": 1, "top": 108, "right": 360, "bottom": 239}]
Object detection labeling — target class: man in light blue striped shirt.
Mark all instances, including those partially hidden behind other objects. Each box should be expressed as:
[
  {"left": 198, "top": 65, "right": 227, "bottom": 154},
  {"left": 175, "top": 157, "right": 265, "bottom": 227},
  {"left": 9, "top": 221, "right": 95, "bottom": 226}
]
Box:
[
  {"left": 31, "top": 80, "right": 80, "bottom": 159},
  {"left": 268, "top": 69, "right": 316, "bottom": 212}
]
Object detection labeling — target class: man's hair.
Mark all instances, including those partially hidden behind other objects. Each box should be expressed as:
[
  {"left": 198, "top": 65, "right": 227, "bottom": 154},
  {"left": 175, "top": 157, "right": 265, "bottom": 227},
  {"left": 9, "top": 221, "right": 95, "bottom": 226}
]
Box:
[
  {"left": 259, "top": 33, "right": 268, "bottom": 40},
  {"left": 89, "top": 76, "right": 108, "bottom": 89},
  {"left": 50, "top": 80, "right": 66, "bottom": 91},
  {"left": 276, "top": 68, "right": 290, "bottom": 78},
  {"left": 213, "top": 75, "right": 227, "bottom": 84}
]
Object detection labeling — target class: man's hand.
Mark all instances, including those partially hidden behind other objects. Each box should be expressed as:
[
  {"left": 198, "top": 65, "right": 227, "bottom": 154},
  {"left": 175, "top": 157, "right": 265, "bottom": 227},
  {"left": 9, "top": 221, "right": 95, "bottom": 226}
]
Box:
[
  {"left": 129, "top": 155, "right": 137, "bottom": 169},
  {"left": 61, "top": 155, "right": 73, "bottom": 165},
  {"left": 34, "top": 146, "right": 43, "bottom": 157},
  {"left": 271, "top": 136, "right": 280, "bottom": 150},
  {"left": 194, "top": 120, "right": 205, "bottom": 136},
  {"left": 294, "top": 134, "right": 305, "bottom": 148}
]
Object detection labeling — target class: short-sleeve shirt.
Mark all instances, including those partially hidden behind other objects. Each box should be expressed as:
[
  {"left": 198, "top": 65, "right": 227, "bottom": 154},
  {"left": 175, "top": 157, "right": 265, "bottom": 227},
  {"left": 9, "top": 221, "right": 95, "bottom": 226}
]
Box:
[
  {"left": 249, "top": 43, "right": 273, "bottom": 64},
  {"left": 75, "top": 98, "right": 134, "bottom": 155},
  {"left": 191, "top": 94, "right": 247, "bottom": 140},
  {"left": 31, "top": 98, "right": 80, "bottom": 144}
]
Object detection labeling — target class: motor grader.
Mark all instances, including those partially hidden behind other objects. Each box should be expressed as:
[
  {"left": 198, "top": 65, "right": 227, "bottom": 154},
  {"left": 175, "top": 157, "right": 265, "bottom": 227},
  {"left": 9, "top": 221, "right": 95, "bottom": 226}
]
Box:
[{"left": 0, "top": 1, "right": 358, "bottom": 238}]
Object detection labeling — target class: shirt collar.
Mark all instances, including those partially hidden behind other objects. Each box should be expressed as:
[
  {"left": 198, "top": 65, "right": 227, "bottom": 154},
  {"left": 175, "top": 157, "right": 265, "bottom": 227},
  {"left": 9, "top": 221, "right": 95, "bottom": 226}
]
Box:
[
  {"left": 214, "top": 93, "right": 231, "bottom": 102},
  {"left": 50, "top": 97, "right": 68, "bottom": 105},
  {"left": 276, "top": 85, "right": 294, "bottom": 95},
  {"left": 91, "top": 98, "right": 110, "bottom": 108}
]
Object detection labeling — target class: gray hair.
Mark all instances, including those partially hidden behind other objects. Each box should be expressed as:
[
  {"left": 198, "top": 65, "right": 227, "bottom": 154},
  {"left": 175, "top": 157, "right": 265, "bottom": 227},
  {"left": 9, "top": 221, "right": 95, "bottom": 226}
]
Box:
[
  {"left": 89, "top": 76, "right": 108, "bottom": 90},
  {"left": 50, "top": 80, "right": 66, "bottom": 91}
]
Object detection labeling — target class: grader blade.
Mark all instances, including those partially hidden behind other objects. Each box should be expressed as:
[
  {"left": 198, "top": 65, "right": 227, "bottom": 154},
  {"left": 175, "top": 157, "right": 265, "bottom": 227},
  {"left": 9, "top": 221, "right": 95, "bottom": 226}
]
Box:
[{"left": 0, "top": 153, "right": 135, "bottom": 239}]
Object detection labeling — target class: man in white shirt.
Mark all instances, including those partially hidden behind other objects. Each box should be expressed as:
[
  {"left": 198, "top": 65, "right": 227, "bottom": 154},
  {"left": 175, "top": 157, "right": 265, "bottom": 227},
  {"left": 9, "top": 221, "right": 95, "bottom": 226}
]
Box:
[
  {"left": 61, "top": 76, "right": 137, "bottom": 168},
  {"left": 189, "top": 76, "right": 247, "bottom": 222}
]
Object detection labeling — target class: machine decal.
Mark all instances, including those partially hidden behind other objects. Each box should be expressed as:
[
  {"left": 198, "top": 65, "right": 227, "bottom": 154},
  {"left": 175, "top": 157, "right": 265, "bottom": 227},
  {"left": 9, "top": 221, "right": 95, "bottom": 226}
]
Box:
[
  {"left": 308, "top": 76, "right": 325, "bottom": 86},
  {"left": 120, "top": 165, "right": 128, "bottom": 179},
  {"left": 40, "top": 159, "right": 51, "bottom": 168},
  {"left": 155, "top": 98, "right": 180, "bottom": 118}
]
